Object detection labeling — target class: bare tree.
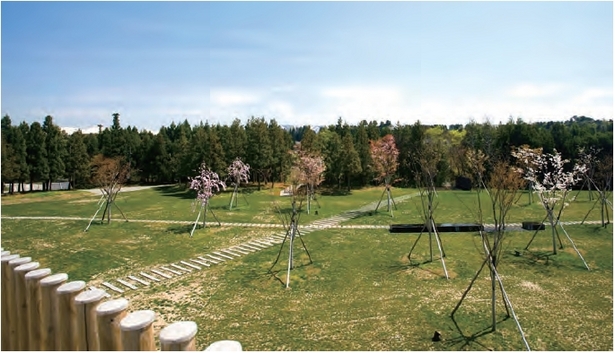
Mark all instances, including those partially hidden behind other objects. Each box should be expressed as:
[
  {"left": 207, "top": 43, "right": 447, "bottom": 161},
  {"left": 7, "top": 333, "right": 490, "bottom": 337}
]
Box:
[
  {"left": 85, "top": 154, "right": 130, "bottom": 231},
  {"left": 452, "top": 151, "right": 530, "bottom": 349}
]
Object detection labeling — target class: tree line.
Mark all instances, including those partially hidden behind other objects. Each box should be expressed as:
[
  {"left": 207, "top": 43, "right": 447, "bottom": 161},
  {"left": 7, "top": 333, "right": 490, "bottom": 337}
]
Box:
[{"left": 1, "top": 113, "right": 612, "bottom": 194}]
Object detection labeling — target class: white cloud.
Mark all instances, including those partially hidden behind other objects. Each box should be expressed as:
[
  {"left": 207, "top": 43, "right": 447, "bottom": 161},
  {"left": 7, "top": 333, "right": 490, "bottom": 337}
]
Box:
[
  {"left": 209, "top": 89, "right": 261, "bottom": 107},
  {"left": 569, "top": 87, "right": 612, "bottom": 106},
  {"left": 506, "top": 83, "right": 566, "bottom": 99}
]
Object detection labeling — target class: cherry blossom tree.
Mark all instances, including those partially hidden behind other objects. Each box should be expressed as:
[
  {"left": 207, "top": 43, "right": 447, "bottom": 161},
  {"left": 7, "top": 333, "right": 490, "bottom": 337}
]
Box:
[
  {"left": 189, "top": 163, "right": 226, "bottom": 237},
  {"left": 226, "top": 158, "right": 250, "bottom": 210},
  {"left": 299, "top": 153, "right": 326, "bottom": 214},
  {"left": 512, "top": 147, "right": 588, "bottom": 268},
  {"left": 370, "top": 134, "right": 399, "bottom": 216}
]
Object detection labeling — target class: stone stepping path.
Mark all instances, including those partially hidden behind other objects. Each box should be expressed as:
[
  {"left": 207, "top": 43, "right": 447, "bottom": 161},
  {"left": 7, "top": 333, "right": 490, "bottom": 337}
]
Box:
[
  {"left": 77, "top": 192, "right": 602, "bottom": 296},
  {"left": 91, "top": 193, "right": 423, "bottom": 296}
]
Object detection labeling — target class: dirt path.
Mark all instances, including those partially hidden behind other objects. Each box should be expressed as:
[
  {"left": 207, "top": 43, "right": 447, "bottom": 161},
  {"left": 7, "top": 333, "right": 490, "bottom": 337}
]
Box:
[{"left": 83, "top": 184, "right": 171, "bottom": 195}]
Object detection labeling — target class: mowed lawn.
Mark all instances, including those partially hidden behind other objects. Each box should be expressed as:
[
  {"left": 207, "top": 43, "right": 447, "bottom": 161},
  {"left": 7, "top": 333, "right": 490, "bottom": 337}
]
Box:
[{"left": 1, "top": 186, "right": 612, "bottom": 350}]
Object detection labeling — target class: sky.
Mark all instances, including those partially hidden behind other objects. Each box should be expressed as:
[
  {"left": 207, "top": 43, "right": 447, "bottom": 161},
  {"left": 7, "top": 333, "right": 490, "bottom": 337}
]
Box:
[{"left": 1, "top": 1, "right": 613, "bottom": 133}]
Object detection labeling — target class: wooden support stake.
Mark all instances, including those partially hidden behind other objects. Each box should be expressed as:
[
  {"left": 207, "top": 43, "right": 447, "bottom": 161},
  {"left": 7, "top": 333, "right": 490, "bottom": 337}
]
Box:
[
  {"left": 40, "top": 273, "right": 68, "bottom": 351},
  {"left": 120, "top": 310, "right": 156, "bottom": 351},
  {"left": 25, "top": 268, "right": 52, "bottom": 351},
  {"left": 75, "top": 289, "right": 106, "bottom": 351},
  {"left": 96, "top": 298, "right": 129, "bottom": 351},
  {"left": 56, "top": 281, "right": 86, "bottom": 351},
  {"left": 204, "top": 340, "right": 243, "bottom": 351},
  {"left": 1, "top": 254, "right": 20, "bottom": 350},
  {"left": 159, "top": 321, "right": 198, "bottom": 351},
  {"left": 7, "top": 256, "right": 31, "bottom": 350},
  {"left": 14, "top": 261, "right": 39, "bottom": 351}
]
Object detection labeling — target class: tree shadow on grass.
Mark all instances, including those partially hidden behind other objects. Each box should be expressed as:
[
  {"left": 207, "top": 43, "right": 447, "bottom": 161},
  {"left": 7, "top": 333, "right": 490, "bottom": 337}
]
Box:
[
  {"left": 267, "top": 262, "right": 314, "bottom": 288},
  {"left": 442, "top": 314, "right": 509, "bottom": 351},
  {"left": 386, "top": 259, "right": 447, "bottom": 279}
]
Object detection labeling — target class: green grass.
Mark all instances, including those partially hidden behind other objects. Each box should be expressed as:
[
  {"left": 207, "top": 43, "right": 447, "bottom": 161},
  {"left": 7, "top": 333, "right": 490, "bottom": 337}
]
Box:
[{"left": 1, "top": 187, "right": 612, "bottom": 350}]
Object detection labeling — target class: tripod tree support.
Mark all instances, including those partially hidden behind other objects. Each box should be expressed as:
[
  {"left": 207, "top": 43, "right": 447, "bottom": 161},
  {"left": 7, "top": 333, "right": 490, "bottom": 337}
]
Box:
[
  {"left": 289, "top": 146, "right": 326, "bottom": 215},
  {"left": 226, "top": 158, "right": 250, "bottom": 210},
  {"left": 407, "top": 139, "right": 449, "bottom": 278},
  {"left": 513, "top": 147, "right": 588, "bottom": 267},
  {"left": 269, "top": 175, "right": 313, "bottom": 288},
  {"left": 189, "top": 163, "right": 226, "bottom": 238},
  {"left": 85, "top": 155, "right": 130, "bottom": 231},
  {"left": 370, "top": 135, "right": 399, "bottom": 217},
  {"left": 451, "top": 152, "right": 529, "bottom": 349}
]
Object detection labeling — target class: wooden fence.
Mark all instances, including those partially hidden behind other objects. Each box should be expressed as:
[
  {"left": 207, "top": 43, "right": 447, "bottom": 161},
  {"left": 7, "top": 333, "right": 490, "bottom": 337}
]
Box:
[{"left": 1, "top": 249, "right": 243, "bottom": 351}]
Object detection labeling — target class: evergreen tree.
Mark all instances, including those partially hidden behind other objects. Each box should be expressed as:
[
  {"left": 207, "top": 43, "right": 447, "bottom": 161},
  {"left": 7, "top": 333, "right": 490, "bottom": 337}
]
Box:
[
  {"left": 245, "top": 117, "right": 273, "bottom": 190},
  {"left": 319, "top": 129, "right": 343, "bottom": 186},
  {"left": 66, "top": 130, "right": 91, "bottom": 188},
  {"left": 43, "top": 115, "right": 66, "bottom": 190},
  {"left": 269, "top": 119, "right": 292, "bottom": 187},
  {"left": 340, "top": 130, "right": 362, "bottom": 190},
  {"left": 228, "top": 118, "right": 247, "bottom": 162},
  {"left": 27, "top": 121, "right": 49, "bottom": 191},
  {"left": 300, "top": 126, "right": 320, "bottom": 155},
  {"left": 355, "top": 121, "right": 372, "bottom": 186},
  {"left": 13, "top": 122, "right": 30, "bottom": 192}
]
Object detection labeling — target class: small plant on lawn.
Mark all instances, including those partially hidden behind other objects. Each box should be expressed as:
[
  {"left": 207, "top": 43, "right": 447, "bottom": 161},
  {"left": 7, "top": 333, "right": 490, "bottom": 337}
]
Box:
[
  {"left": 189, "top": 163, "right": 226, "bottom": 237},
  {"left": 370, "top": 134, "right": 399, "bottom": 217},
  {"left": 226, "top": 158, "right": 250, "bottom": 210}
]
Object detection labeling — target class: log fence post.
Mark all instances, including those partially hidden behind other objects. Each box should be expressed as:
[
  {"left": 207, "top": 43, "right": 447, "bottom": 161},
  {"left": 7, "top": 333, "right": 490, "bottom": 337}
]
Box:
[
  {"left": 56, "top": 280, "right": 86, "bottom": 351},
  {"left": 7, "top": 256, "right": 31, "bottom": 350},
  {"left": 96, "top": 298, "right": 129, "bottom": 351},
  {"left": 120, "top": 310, "right": 156, "bottom": 351},
  {"left": 1, "top": 254, "right": 20, "bottom": 350},
  {"left": 74, "top": 289, "right": 106, "bottom": 351},
  {"left": 14, "top": 260, "right": 40, "bottom": 351},
  {"left": 160, "top": 321, "right": 198, "bottom": 351},
  {"left": 25, "top": 268, "right": 52, "bottom": 351},
  {"left": 40, "top": 273, "right": 68, "bottom": 351}
]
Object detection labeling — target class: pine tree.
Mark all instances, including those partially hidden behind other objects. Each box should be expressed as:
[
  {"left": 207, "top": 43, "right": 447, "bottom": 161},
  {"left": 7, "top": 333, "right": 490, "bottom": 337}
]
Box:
[
  {"left": 340, "top": 130, "right": 362, "bottom": 191},
  {"left": 27, "top": 121, "right": 49, "bottom": 191},
  {"left": 43, "top": 115, "right": 66, "bottom": 191},
  {"left": 245, "top": 117, "right": 273, "bottom": 190},
  {"left": 355, "top": 121, "right": 372, "bottom": 186},
  {"left": 67, "top": 130, "right": 91, "bottom": 189}
]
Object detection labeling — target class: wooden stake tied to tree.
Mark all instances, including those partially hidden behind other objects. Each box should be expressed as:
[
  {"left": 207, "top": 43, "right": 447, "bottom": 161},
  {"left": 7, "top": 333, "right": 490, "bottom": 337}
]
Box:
[
  {"left": 189, "top": 163, "right": 226, "bottom": 237},
  {"left": 512, "top": 147, "right": 588, "bottom": 267},
  {"left": 370, "top": 134, "right": 399, "bottom": 216},
  {"left": 85, "top": 155, "right": 130, "bottom": 230},
  {"left": 453, "top": 151, "right": 530, "bottom": 349},
  {"left": 226, "top": 158, "right": 250, "bottom": 210}
]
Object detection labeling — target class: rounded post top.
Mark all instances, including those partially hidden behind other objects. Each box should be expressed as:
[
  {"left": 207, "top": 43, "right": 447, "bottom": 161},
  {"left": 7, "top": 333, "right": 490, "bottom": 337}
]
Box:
[
  {"left": 40, "top": 273, "right": 69, "bottom": 287},
  {"left": 1, "top": 254, "right": 20, "bottom": 263},
  {"left": 159, "top": 321, "right": 198, "bottom": 344},
  {"left": 25, "top": 268, "right": 52, "bottom": 280},
  {"left": 8, "top": 256, "right": 31, "bottom": 266},
  {"left": 75, "top": 288, "right": 106, "bottom": 304},
  {"left": 57, "top": 280, "right": 86, "bottom": 294},
  {"left": 1, "top": 251, "right": 10, "bottom": 256},
  {"left": 96, "top": 298, "right": 129, "bottom": 315},
  {"left": 120, "top": 310, "right": 156, "bottom": 331},
  {"left": 204, "top": 340, "right": 243, "bottom": 351},
  {"left": 15, "top": 261, "right": 39, "bottom": 273}
]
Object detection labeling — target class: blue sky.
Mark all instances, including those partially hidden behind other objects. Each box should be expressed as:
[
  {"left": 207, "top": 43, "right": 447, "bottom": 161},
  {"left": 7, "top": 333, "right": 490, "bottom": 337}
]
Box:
[{"left": 1, "top": 1, "right": 612, "bottom": 133}]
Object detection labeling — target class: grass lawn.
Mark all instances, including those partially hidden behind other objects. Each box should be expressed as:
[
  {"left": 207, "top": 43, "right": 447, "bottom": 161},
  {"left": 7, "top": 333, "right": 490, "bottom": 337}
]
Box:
[{"left": 1, "top": 186, "right": 612, "bottom": 350}]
